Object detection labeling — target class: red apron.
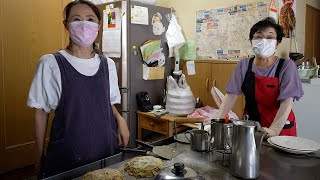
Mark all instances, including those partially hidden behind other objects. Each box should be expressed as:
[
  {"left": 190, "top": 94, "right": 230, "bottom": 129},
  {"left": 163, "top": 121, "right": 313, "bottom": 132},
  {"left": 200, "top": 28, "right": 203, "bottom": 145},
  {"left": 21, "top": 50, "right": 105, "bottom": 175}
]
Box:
[{"left": 241, "top": 57, "right": 296, "bottom": 136}]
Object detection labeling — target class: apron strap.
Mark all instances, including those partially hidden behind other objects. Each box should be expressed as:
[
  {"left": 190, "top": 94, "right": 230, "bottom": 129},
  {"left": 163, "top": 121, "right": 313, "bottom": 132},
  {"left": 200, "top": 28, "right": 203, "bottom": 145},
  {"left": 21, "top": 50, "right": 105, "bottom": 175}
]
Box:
[
  {"left": 247, "top": 57, "right": 255, "bottom": 72},
  {"left": 275, "top": 58, "right": 285, "bottom": 78}
]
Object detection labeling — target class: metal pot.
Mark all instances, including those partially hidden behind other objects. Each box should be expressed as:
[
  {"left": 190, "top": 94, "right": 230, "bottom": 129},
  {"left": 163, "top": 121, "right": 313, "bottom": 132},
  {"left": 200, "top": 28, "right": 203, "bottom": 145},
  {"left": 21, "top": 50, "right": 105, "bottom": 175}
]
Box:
[
  {"left": 155, "top": 163, "right": 205, "bottom": 180},
  {"left": 185, "top": 129, "right": 210, "bottom": 151},
  {"left": 211, "top": 119, "right": 233, "bottom": 151}
]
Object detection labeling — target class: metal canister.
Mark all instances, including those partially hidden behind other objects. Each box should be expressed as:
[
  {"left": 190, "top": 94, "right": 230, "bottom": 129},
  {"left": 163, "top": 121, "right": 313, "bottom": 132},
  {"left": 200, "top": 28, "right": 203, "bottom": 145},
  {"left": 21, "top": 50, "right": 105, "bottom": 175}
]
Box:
[{"left": 211, "top": 119, "right": 233, "bottom": 150}]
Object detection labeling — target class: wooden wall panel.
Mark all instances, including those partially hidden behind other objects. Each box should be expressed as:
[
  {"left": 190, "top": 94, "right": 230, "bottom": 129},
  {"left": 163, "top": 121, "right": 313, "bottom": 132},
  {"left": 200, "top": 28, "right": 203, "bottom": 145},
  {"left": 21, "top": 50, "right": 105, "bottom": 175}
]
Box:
[
  {"left": 314, "top": 10, "right": 320, "bottom": 64},
  {"left": 182, "top": 60, "right": 244, "bottom": 118},
  {"left": 0, "top": 0, "right": 4, "bottom": 162},
  {"left": 182, "top": 62, "right": 215, "bottom": 108},
  {"left": 211, "top": 63, "right": 244, "bottom": 117},
  {"left": 304, "top": 5, "right": 314, "bottom": 60},
  {"left": 0, "top": 0, "right": 71, "bottom": 173},
  {"left": 305, "top": 5, "right": 320, "bottom": 64}
]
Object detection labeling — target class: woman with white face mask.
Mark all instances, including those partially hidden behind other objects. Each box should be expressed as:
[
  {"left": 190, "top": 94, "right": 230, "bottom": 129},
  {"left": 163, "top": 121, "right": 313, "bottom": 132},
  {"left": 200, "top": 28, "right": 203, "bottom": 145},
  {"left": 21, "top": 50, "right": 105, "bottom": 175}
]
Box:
[
  {"left": 218, "top": 17, "right": 303, "bottom": 139},
  {"left": 27, "top": 0, "right": 130, "bottom": 178}
]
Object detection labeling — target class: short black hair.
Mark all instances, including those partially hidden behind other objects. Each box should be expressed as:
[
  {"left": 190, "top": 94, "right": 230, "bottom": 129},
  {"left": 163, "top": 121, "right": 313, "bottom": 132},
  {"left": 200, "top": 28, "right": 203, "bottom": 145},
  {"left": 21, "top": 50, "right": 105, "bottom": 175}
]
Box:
[{"left": 249, "top": 17, "right": 284, "bottom": 43}]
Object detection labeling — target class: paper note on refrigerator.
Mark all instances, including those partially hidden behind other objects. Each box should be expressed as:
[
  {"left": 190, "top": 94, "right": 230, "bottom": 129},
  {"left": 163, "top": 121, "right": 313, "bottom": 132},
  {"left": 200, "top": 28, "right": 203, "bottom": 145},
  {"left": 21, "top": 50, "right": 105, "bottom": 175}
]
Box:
[
  {"left": 102, "top": 30, "right": 121, "bottom": 58},
  {"left": 131, "top": 5, "right": 149, "bottom": 25},
  {"left": 147, "top": 48, "right": 162, "bottom": 62},
  {"left": 140, "top": 40, "right": 161, "bottom": 60},
  {"left": 179, "top": 41, "right": 196, "bottom": 60},
  {"left": 103, "top": 8, "right": 121, "bottom": 31},
  {"left": 186, "top": 60, "right": 196, "bottom": 75}
]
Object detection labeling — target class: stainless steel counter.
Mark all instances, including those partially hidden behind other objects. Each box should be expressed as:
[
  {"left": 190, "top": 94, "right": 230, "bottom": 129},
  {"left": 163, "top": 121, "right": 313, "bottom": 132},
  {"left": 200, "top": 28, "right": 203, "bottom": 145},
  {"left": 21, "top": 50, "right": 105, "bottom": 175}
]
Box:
[
  {"left": 161, "top": 142, "right": 320, "bottom": 180},
  {"left": 44, "top": 137, "right": 320, "bottom": 180}
]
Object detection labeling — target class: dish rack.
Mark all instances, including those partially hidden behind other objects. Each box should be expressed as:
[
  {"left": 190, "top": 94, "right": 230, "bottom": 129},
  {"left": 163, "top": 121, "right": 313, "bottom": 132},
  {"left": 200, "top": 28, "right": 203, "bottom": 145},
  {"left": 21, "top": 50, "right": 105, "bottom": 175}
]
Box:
[{"left": 210, "top": 137, "right": 232, "bottom": 167}]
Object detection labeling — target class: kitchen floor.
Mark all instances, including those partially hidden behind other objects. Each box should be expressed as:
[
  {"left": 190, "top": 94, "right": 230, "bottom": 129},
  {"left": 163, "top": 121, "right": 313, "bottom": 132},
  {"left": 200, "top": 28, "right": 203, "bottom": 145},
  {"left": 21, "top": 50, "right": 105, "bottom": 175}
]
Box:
[{"left": 0, "top": 165, "right": 36, "bottom": 180}]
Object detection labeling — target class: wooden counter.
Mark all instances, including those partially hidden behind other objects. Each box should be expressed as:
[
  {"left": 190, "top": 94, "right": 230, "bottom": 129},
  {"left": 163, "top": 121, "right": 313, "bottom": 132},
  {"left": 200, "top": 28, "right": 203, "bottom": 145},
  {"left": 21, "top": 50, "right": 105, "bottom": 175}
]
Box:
[{"left": 137, "top": 111, "right": 204, "bottom": 141}]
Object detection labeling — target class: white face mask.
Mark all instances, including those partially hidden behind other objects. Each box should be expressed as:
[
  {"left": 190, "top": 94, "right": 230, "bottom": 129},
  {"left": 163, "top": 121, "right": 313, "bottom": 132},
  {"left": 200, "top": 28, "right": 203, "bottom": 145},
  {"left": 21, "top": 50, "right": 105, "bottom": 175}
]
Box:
[{"left": 252, "top": 39, "right": 277, "bottom": 58}]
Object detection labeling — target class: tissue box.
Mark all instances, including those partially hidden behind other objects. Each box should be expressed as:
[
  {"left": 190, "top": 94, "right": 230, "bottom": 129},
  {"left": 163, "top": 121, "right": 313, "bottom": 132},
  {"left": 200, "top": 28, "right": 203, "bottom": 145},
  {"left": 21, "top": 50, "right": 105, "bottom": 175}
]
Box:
[
  {"left": 298, "top": 67, "right": 319, "bottom": 79},
  {"left": 142, "top": 65, "right": 164, "bottom": 80}
]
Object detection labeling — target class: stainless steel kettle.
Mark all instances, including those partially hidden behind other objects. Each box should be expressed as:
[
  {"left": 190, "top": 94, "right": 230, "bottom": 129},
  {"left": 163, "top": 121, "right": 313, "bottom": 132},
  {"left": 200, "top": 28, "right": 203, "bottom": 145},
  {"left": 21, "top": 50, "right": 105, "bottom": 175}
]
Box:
[{"left": 230, "top": 120, "right": 264, "bottom": 179}]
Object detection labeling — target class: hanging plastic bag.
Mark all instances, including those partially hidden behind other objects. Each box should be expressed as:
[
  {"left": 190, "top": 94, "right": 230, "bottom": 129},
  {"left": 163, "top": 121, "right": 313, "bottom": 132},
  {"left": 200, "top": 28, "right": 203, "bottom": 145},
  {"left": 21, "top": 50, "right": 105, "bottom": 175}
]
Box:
[
  {"left": 165, "top": 14, "right": 186, "bottom": 57},
  {"left": 166, "top": 74, "right": 195, "bottom": 116}
]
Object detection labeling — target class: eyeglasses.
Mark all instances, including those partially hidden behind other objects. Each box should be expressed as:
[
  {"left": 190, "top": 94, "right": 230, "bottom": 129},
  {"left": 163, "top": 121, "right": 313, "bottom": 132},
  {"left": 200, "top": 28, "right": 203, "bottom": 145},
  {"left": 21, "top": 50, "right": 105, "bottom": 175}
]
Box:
[{"left": 252, "top": 36, "right": 277, "bottom": 40}]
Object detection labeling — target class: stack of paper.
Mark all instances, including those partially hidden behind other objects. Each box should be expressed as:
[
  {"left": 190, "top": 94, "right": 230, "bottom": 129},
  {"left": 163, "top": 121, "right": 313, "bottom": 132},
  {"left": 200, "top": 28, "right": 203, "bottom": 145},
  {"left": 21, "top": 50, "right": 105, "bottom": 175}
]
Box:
[{"left": 140, "top": 40, "right": 165, "bottom": 67}]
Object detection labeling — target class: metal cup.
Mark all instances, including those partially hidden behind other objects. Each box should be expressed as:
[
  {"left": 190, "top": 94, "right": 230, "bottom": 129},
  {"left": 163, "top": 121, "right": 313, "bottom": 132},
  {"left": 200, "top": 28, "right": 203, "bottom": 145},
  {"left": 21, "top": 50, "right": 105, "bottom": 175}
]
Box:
[{"left": 185, "top": 129, "right": 210, "bottom": 151}]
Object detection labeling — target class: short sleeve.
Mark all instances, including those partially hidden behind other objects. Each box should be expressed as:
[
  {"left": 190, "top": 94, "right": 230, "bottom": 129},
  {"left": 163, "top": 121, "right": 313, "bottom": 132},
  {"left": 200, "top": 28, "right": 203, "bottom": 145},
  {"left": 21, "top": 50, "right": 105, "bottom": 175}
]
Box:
[
  {"left": 278, "top": 60, "right": 304, "bottom": 101},
  {"left": 27, "top": 55, "right": 61, "bottom": 113},
  {"left": 226, "top": 59, "right": 247, "bottom": 95},
  {"left": 107, "top": 58, "right": 121, "bottom": 105}
]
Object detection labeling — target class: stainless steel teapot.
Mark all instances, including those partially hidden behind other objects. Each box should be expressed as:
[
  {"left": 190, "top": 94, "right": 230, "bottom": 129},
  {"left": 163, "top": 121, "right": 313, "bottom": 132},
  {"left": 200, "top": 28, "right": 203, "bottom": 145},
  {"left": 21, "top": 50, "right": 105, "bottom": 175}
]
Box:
[{"left": 230, "top": 120, "right": 264, "bottom": 179}]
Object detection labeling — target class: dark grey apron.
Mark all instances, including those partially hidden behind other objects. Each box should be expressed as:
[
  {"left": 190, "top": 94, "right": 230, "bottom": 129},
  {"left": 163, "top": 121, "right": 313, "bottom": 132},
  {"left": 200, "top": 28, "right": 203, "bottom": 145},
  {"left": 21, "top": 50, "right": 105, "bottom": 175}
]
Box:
[{"left": 43, "top": 53, "right": 119, "bottom": 177}]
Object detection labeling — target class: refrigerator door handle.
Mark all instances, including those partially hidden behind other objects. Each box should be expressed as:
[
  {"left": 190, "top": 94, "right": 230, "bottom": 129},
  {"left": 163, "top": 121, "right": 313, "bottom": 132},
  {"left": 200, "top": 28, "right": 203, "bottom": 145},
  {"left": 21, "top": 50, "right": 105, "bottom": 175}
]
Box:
[{"left": 119, "top": 87, "right": 129, "bottom": 112}]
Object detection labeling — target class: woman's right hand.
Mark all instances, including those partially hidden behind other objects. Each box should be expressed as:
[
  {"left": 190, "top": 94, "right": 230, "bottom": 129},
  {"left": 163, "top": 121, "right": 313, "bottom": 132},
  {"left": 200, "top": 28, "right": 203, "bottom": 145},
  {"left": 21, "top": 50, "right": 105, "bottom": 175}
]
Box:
[
  {"left": 34, "top": 109, "right": 48, "bottom": 179},
  {"left": 117, "top": 116, "right": 130, "bottom": 148},
  {"left": 262, "top": 127, "right": 277, "bottom": 139}
]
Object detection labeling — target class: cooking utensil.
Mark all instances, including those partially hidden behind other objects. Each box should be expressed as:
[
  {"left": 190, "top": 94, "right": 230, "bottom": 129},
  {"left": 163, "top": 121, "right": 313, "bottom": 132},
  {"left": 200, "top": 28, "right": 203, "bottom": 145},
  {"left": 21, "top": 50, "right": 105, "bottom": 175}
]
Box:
[
  {"left": 185, "top": 129, "right": 210, "bottom": 151},
  {"left": 211, "top": 118, "right": 233, "bottom": 151},
  {"left": 172, "top": 118, "right": 205, "bottom": 144},
  {"left": 136, "top": 140, "right": 181, "bottom": 160},
  {"left": 175, "top": 133, "right": 190, "bottom": 144},
  {"left": 230, "top": 120, "right": 264, "bottom": 179},
  {"left": 155, "top": 162, "right": 205, "bottom": 180},
  {"left": 225, "top": 114, "right": 229, "bottom": 124}
]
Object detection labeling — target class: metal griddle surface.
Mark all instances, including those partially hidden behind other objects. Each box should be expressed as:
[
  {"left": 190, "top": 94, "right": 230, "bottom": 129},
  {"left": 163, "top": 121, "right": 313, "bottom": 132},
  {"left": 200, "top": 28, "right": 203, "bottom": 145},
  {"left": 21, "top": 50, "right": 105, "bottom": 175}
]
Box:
[{"left": 45, "top": 136, "right": 320, "bottom": 180}]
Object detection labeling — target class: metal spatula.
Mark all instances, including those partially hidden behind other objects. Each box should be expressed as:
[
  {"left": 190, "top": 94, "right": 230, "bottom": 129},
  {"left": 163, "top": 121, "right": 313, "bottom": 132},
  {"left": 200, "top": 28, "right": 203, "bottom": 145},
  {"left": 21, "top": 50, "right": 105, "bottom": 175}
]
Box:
[{"left": 136, "top": 140, "right": 181, "bottom": 160}]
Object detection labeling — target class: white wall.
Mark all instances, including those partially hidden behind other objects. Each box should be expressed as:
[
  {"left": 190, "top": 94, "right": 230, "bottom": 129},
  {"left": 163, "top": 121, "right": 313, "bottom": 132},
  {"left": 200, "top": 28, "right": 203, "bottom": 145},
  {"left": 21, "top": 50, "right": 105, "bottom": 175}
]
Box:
[
  {"left": 292, "top": 83, "right": 320, "bottom": 143},
  {"left": 156, "top": 0, "right": 320, "bottom": 59}
]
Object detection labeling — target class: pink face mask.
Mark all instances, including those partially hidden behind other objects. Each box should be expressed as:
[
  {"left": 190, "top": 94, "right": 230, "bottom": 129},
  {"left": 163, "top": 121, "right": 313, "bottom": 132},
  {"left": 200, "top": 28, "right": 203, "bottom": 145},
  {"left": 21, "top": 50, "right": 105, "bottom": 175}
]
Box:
[{"left": 68, "top": 21, "right": 99, "bottom": 47}]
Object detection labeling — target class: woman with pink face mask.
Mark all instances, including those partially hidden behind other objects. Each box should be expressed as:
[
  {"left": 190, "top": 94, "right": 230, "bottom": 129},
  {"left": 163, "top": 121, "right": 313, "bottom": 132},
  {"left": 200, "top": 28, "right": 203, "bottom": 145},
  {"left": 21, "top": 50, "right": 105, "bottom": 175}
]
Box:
[
  {"left": 218, "top": 17, "right": 303, "bottom": 138},
  {"left": 27, "top": 0, "right": 129, "bottom": 178}
]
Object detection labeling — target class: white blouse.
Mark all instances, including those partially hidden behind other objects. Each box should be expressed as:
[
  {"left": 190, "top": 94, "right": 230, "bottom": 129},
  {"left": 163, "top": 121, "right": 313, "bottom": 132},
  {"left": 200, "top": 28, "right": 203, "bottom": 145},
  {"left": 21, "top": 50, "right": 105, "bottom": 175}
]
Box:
[{"left": 27, "top": 50, "right": 121, "bottom": 113}]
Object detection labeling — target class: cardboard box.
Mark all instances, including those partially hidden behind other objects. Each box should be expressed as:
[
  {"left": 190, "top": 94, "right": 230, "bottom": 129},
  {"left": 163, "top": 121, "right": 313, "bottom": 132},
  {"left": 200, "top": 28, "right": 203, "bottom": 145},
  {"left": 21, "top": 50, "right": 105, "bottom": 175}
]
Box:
[{"left": 143, "top": 65, "right": 165, "bottom": 80}]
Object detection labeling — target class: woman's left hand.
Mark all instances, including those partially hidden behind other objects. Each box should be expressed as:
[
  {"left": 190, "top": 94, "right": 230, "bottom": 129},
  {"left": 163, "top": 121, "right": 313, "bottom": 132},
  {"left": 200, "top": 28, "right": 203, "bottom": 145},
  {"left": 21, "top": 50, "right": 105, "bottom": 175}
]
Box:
[{"left": 116, "top": 116, "right": 130, "bottom": 147}]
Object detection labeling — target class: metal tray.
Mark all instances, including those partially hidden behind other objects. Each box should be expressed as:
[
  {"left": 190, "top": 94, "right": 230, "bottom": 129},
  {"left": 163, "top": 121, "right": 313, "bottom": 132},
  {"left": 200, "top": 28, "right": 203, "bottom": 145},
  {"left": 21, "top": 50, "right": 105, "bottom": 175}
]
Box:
[{"left": 43, "top": 138, "right": 175, "bottom": 180}]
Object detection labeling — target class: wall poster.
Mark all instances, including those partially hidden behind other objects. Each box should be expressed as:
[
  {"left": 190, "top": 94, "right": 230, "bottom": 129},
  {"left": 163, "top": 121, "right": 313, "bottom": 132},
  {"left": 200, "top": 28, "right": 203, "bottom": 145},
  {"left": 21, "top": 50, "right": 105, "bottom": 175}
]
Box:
[{"left": 196, "top": 2, "right": 268, "bottom": 60}]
